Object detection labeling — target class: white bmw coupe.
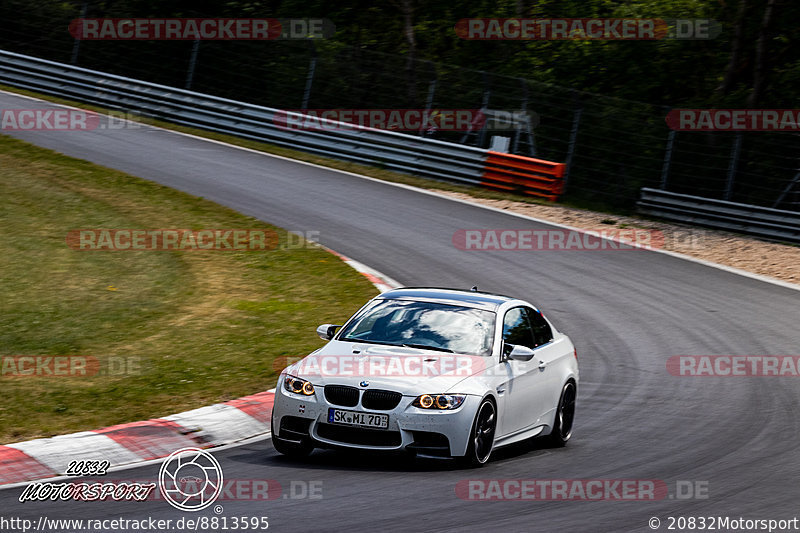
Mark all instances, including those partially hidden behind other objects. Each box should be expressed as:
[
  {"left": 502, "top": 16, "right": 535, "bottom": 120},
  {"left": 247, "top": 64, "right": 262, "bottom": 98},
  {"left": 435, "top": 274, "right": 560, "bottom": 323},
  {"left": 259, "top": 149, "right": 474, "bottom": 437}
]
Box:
[{"left": 271, "top": 287, "right": 578, "bottom": 466}]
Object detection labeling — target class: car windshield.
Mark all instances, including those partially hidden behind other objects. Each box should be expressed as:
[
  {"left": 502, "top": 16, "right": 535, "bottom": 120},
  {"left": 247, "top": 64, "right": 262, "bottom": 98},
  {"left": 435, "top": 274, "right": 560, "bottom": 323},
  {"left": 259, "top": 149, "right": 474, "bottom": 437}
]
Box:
[{"left": 338, "top": 299, "right": 495, "bottom": 356}]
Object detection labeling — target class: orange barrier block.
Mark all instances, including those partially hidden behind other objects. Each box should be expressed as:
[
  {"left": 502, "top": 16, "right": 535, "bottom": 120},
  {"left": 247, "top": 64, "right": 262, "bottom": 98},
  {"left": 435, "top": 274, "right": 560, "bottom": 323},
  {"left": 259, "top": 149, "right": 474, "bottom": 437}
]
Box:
[{"left": 481, "top": 151, "right": 566, "bottom": 200}]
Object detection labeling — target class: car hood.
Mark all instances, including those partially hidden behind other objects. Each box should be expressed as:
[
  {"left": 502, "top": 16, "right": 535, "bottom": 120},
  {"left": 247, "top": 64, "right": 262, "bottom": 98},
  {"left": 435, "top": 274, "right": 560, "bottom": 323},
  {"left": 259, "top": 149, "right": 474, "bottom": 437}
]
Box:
[{"left": 285, "top": 340, "right": 491, "bottom": 394}]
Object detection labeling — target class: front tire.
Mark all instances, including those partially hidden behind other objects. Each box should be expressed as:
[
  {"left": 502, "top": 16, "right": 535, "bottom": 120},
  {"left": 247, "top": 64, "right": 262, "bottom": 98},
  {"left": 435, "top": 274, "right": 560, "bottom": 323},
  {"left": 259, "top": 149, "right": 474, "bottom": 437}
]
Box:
[
  {"left": 547, "top": 381, "right": 576, "bottom": 447},
  {"left": 459, "top": 398, "right": 496, "bottom": 467}
]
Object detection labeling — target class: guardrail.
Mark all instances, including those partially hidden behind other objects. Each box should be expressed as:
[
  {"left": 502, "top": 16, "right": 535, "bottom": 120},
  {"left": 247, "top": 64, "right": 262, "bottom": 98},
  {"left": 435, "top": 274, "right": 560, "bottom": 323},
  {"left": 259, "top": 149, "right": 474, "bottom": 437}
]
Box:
[
  {"left": 637, "top": 188, "right": 800, "bottom": 243},
  {"left": 0, "top": 49, "right": 566, "bottom": 200}
]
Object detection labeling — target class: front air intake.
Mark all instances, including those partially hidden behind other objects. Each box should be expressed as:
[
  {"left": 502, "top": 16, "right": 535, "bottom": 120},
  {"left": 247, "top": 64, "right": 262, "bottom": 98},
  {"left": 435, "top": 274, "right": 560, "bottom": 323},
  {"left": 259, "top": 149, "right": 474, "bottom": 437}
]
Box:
[
  {"left": 361, "top": 389, "right": 402, "bottom": 410},
  {"left": 324, "top": 385, "right": 360, "bottom": 407}
]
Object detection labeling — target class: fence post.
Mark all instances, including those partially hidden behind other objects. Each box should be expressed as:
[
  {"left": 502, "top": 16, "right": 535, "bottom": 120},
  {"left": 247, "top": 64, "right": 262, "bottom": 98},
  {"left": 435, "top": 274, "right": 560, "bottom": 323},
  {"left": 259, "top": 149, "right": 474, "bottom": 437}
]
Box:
[
  {"left": 724, "top": 133, "right": 743, "bottom": 201},
  {"left": 563, "top": 101, "right": 583, "bottom": 193},
  {"left": 419, "top": 74, "right": 437, "bottom": 137},
  {"left": 773, "top": 170, "right": 800, "bottom": 209},
  {"left": 184, "top": 39, "right": 200, "bottom": 89},
  {"left": 660, "top": 127, "right": 676, "bottom": 190},
  {"left": 301, "top": 42, "right": 317, "bottom": 110},
  {"left": 513, "top": 80, "right": 537, "bottom": 157},
  {"left": 70, "top": 2, "right": 88, "bottom": 65},
  {"left": 477, "top": 72, "right": 491, "bottom": 148}
]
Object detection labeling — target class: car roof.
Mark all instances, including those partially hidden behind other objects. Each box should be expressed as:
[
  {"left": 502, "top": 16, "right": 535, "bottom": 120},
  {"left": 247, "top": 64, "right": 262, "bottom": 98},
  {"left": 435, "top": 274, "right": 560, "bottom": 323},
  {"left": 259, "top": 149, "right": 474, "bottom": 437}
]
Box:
[{"left": 376, "top": 287, "right": 516, "bottom": 311}]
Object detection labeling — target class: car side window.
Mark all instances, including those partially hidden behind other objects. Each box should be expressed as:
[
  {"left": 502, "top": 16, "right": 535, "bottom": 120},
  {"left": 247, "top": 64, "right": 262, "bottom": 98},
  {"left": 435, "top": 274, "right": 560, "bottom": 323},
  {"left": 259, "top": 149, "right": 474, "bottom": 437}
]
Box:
[
  {"left": 528, "top": 309, "right": 553, "bottom": 347},
  {"left": 503, "top": 307, "right": 536, "bottom": 349}
]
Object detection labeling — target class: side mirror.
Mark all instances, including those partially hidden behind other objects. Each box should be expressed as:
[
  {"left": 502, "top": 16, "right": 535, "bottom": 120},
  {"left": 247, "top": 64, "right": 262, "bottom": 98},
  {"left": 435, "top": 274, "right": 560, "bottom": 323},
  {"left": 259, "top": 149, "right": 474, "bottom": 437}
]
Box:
[
  {"left": 504, "top": 343, "right": 536, "bottom": 362},
  {"left": 316, "top": 324, "right": 341, "bottom": 341}
]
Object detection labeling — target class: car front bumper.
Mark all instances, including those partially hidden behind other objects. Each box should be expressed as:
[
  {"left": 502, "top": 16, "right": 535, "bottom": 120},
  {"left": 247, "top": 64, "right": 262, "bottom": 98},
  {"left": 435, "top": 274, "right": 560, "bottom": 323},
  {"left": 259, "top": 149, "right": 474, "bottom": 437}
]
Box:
[{"left": 272, "top": 384, "right": 482, "bottom": 457}]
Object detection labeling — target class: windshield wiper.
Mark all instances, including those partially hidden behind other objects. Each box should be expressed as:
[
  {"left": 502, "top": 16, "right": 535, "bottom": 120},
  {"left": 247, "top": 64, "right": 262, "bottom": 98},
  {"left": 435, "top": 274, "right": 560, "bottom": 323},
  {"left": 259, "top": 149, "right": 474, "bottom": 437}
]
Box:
[
  {"left": 339, "top": 337, "right": 398, "bottom": 346},
  {"left": 401, "top": 343, "right": 454, "bottom": 353},
  {"left": 340, "top": 337, "right": 454, "bottom": 353}
]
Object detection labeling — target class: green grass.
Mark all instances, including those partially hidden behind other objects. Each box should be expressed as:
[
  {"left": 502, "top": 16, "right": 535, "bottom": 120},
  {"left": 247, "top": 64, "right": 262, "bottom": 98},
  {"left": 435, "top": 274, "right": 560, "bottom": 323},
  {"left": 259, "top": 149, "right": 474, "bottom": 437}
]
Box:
[{"left": 0, "top": 134, "right": 378, "bottom": 443}]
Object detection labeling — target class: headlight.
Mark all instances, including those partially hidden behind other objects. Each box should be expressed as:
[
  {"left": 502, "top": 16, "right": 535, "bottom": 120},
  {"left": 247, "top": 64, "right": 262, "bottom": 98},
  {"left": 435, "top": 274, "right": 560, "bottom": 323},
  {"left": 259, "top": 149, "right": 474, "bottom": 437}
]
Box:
[
  {"left": 284, "top": 375, "right": 315, "bottom": 396},
  {"left": 412, "top": 394, "right": 466, "bottom": 410}
]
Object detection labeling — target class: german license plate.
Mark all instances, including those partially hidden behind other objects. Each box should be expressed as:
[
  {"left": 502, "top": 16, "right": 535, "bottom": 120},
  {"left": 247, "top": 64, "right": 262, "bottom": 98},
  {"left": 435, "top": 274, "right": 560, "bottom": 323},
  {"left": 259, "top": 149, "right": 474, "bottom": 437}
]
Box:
[{"left": 328, "top": 408, "right": 389, "bottom": 429}]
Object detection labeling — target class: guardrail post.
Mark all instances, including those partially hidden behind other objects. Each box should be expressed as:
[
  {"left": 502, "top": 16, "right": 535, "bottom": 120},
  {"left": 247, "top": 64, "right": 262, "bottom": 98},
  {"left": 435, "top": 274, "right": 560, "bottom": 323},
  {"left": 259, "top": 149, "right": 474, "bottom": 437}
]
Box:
[
  {"left": 184, "top": 39, "right": 200, "bottom": 89},
  {"left": 301, "top": 42, "right": 317, "bottom": 110},
  {"left": 70, "top": 2, "right": 88, "bottom": 65},
  {"left": 660, "top": 127, "right": 676, "bottom": 190},
  {"left": 724, "top": 133, "right": 743, "bottom": 201},
  {"left": 563, "top": 101, "right": 583, "bottom": 193}
]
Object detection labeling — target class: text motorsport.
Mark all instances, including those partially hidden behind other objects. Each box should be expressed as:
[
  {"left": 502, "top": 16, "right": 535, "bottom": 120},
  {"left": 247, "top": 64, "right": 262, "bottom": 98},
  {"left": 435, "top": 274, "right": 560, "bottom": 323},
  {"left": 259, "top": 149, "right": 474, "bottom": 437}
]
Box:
[{"left": 19, "top": 481, "right": 156, "bottom": 502}]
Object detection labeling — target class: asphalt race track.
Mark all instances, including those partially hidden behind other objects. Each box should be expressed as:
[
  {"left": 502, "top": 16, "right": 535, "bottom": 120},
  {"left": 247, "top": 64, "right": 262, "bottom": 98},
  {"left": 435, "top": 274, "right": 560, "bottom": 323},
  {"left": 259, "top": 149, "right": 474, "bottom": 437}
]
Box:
[{"left": 2, "top": 91, "right": 799, "bottom": 532}]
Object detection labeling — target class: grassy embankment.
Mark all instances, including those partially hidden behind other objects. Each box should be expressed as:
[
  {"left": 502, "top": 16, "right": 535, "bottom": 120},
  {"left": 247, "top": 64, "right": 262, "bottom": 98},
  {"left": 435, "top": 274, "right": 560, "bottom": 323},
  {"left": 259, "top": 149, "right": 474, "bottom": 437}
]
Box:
[{"left": 0, "top": 134, "right": 378, "bottom": 442}]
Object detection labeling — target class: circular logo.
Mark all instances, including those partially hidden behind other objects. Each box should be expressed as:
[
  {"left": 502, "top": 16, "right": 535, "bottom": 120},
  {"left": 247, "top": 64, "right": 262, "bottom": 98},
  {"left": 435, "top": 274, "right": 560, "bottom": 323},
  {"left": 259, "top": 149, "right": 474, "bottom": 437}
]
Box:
[{"left": 159, "top": 447, "right": 223, "bottom": 511}]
